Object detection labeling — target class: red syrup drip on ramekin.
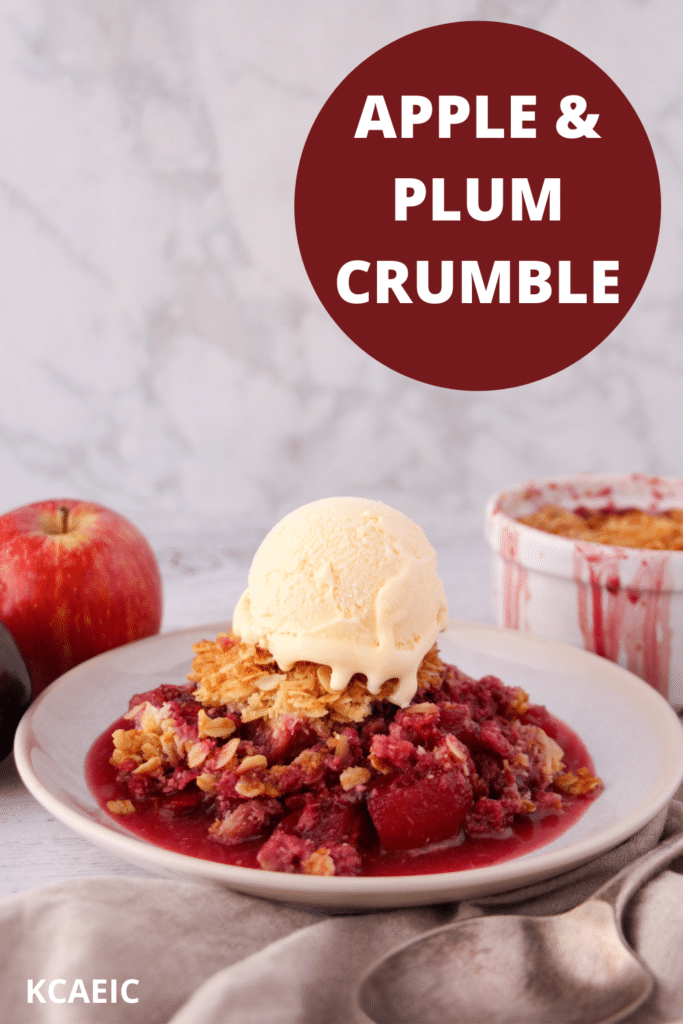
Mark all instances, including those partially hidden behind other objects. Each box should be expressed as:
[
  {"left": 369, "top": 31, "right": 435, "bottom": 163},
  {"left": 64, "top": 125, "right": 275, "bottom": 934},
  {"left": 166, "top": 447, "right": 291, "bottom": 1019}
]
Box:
[
  {"left": 86, "top": 712, "right": 599, "bottom": 878},
  {"left": 573, "top": 544, "right": 672, "bottom": 699},
  {"left": 500, "top": 523, "right": 529, "bottom": 630}
]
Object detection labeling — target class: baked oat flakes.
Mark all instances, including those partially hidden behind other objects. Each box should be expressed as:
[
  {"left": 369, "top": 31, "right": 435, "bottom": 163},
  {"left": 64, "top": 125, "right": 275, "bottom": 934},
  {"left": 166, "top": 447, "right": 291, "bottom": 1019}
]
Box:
[{"left": 519, "top": 505, "right": 683, "bottom": 550}]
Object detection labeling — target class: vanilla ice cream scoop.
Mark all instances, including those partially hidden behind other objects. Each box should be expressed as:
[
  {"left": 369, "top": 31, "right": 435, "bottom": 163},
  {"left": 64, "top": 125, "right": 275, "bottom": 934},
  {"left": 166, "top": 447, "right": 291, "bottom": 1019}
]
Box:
[{"left": 232, "top": 497, "right": 448, "bottom": 706}]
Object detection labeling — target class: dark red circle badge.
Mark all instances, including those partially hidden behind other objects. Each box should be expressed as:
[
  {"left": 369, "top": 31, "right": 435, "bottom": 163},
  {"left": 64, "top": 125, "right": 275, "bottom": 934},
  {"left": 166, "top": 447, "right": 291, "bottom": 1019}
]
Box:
[{"left": 295, "top": 22, "right": 660, "bottom": 391}]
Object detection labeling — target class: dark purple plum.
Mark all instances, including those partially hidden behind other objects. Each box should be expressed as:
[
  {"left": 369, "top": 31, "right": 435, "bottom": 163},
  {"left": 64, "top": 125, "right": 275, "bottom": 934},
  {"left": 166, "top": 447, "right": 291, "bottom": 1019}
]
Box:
[{"left": 0, "top": 621, "right": 32, "bottom": 761}]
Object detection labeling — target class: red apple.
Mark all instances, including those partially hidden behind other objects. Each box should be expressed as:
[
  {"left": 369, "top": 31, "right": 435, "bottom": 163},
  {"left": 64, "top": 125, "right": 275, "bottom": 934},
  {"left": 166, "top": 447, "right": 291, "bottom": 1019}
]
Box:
[{"left": 0, "top": 499, "right": 163, "bottom": 698}]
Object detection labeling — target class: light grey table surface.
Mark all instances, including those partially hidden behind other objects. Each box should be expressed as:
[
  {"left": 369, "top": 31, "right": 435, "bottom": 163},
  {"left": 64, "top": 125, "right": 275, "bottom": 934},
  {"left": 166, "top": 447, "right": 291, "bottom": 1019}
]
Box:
[{"left": 0, "top": 515, "right": 493, "bottom": 899}]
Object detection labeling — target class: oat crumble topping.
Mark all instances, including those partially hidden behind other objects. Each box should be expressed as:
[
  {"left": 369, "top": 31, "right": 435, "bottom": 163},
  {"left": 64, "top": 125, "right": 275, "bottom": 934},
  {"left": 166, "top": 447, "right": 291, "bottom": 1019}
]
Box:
[
  {"left": 520, "top": 505, "right": 683, "bottom": 550},
  {"left": 189, "top": 632, "right": 445, "bottom": 724}
]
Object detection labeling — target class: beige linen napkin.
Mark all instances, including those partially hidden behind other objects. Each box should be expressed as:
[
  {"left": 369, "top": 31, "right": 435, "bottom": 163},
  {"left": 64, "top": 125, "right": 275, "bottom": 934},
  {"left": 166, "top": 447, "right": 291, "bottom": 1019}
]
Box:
[{"left": 1, "top": 802, "right": 682, "bottom": 1024}]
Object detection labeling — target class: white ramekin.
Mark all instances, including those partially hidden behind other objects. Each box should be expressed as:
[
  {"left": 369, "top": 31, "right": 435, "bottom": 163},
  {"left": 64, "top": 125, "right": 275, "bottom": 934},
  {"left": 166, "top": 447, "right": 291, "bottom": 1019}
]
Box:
[{"left": 485, "top": 473, "right": 683, "bottom": 709}]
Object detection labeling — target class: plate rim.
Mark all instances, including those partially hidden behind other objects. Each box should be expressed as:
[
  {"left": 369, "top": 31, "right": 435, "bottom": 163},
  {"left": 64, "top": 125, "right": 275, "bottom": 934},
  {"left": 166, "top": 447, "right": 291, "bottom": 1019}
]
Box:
[{"left": 14, "top": 620, "right": 683, "bottom": 906}]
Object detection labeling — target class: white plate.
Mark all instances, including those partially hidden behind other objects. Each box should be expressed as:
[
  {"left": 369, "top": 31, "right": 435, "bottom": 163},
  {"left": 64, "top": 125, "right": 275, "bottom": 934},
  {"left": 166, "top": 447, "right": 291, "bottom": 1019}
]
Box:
[{"left": 14, "top": 621, "right": 683, "bottom": 910}]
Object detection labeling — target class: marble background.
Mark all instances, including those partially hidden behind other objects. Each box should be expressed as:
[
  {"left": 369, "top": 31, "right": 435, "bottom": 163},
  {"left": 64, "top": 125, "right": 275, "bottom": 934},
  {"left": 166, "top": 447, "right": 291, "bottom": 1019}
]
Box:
[{"left": 0, "top": 0, "right": 681, "bottom": 607}]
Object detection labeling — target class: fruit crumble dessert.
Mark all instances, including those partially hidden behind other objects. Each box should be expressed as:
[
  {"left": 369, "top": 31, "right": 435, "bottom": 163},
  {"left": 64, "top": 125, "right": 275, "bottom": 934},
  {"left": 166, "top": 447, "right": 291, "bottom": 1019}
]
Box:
[
  {"left": 519, "top": 504, "right": 683, "bottom": 550},
  {"left": 87, "top": 498, "right": 601, "bottom": 877}
]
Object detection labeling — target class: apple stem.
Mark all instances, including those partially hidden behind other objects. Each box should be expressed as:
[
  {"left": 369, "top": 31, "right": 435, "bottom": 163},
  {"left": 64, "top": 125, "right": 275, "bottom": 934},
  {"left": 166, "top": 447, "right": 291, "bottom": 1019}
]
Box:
[{"left": 59, "top": 506, "right": 69, "bottom": 534}]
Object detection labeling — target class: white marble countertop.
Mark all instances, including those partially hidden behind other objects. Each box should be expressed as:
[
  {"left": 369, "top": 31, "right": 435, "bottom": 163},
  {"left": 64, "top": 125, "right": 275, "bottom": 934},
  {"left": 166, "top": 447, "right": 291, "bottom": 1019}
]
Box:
[{"left": 0, "top": 511, "right": 493, "bottom": 899}]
